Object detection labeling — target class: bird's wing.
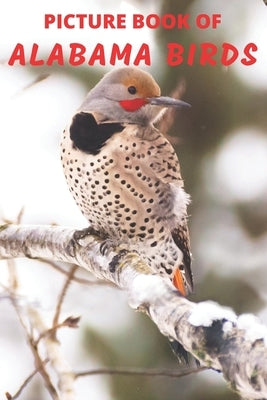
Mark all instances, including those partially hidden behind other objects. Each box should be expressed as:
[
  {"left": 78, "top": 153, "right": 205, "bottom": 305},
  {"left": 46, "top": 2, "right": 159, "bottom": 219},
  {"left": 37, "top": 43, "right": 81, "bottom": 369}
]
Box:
[
  {"left": 147, "top": 134, "right": 193, "bottom": 295},
  {"left": 171, "top": 223, "right": 193, "bottom": 295}
]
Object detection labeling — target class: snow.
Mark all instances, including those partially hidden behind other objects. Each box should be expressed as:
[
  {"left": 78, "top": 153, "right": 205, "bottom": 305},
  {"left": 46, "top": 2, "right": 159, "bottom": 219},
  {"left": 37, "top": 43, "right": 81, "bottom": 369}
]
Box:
[
  {"left": 188, "top": 300, "right": 237, "bottom": 327},
  {"left": 237, "top": 314, "right": 267, "bottom": 345},
  {"left": 189, "top": 303, "right": 267, "bottom": 346},
  {"left": 222, "top": 320, "right": 234, "bottom": 333},
  {"left": 128, "top": 274, "right": 169, "bottom": 308}
]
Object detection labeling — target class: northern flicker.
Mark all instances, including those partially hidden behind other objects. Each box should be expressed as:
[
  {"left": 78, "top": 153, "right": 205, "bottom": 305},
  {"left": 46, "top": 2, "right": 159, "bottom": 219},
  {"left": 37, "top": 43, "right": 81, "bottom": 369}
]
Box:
[{"left": 61, "top": 67, "right": 193, "bottom": 296}]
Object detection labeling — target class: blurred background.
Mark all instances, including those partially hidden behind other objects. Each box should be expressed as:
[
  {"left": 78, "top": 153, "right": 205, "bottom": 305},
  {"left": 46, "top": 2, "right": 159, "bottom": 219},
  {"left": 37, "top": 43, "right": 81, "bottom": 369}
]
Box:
[{"left": 0, "top": 0, "right": 267, "bottom": 399}]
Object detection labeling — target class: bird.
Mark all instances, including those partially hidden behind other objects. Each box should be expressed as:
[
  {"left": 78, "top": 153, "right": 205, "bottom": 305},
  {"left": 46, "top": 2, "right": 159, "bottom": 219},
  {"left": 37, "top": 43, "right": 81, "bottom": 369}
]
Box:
[{"left": 61, "top": 67, "right": 193, "bottom": 297}]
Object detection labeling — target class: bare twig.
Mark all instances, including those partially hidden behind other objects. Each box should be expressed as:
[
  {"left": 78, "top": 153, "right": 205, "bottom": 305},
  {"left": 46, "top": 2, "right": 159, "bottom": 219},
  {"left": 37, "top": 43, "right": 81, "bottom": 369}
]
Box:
[
  {"left": 3, "top": 210, "right": 74, "bottom": 399},
  {"left": 27, "top": 300, "right": 75, "bottom": 399},
  {"left": 16, "top": 207, "right": 25, "bottom": 224},
  {"left": 7, "top": 292, "right": 59, "bottom": 400},
  {"left": 6, "top": 208, "right": 24, "bottom": 290},
  {"left": 38, "top": 258, "right": 114, "bottom": 287},
  {"left": 75, "top": 365, "right": 207, "bottom": 379},
  {"left": 158, "top": 78, "right": 187, "bottom": 144},
  {"left": 6, "top": 359, "right": 49, "bottom": 400},
  {"left": 7, "top": 259, "right": 18, "bottom": 290},
  {"left": 35, "top": 317, "right": 80, "bottom": 345},
  {"left": 4, "top": 231, "right": 58, "bottom": 399},
  {"left": 51, "top": 264, "right": 78, "bottom": 340}
]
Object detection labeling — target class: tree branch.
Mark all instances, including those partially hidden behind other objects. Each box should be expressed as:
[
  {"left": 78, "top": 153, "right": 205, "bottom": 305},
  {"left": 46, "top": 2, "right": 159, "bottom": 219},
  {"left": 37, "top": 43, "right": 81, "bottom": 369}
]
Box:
[{"left": 1, "top": 223, "right": 267, "bottom": 399}]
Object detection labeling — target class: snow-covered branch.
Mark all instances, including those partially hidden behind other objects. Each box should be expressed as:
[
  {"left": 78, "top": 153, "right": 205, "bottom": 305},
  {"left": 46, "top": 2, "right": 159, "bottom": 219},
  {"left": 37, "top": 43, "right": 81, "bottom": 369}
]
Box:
[{"left": 1, "top": 223, "right": 267, "bottom": 399}]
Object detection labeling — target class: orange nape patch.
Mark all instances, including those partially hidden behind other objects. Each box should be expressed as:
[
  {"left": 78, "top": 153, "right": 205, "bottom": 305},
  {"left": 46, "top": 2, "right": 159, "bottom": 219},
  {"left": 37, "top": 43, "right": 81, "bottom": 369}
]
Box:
[{"left": 173, "top": 269, "right": 186, "bottom": 297}]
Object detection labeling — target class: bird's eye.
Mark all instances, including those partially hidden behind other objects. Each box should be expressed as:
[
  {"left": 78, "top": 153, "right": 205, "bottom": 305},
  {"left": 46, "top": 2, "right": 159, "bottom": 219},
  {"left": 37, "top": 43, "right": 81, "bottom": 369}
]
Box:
[{"left": 128, "top": 86, "right": 137, "bottom": 95}]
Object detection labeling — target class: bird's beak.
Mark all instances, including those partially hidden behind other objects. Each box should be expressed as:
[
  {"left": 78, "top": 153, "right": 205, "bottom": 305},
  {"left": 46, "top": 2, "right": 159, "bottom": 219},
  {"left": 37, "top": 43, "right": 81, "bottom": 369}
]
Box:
[{"left": 147, "top": 96, "right": 191, "bottom": 108}]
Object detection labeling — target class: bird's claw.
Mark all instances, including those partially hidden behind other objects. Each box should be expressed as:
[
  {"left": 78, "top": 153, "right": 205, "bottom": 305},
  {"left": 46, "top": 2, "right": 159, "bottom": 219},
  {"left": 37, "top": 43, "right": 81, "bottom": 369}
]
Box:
[
  {"left": 66, "top": 226, "right": 101, "bottom": 257},
  {"left": 99, "top": 238, "right": 116, "bottom": 256},
  {"left": 73, "top": 226, "right": 100, "bottom": 242}
]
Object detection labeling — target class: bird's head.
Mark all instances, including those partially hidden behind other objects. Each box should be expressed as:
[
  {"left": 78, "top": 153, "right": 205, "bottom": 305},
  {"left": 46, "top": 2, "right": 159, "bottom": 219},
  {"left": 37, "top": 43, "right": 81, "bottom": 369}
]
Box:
[{"left": 81, "top": 67, "right": 190, "bottom": 125}]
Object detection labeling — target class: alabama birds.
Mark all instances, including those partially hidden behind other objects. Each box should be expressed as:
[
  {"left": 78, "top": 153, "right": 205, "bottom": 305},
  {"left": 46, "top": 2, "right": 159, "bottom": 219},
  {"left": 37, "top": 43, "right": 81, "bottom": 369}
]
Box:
[{"left": 61, "top": 67, "right": 193, "bottom": 296}]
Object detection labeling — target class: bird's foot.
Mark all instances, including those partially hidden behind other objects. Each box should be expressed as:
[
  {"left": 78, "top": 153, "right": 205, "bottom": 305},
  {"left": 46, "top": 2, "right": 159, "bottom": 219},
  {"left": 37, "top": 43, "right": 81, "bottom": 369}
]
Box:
[
  {"left": 108, "top": 248, "right": 129, "bottom": 273},
  {"left": 66, "top": 226, "right": 103, "bottom": 257},
  {"left": 73, "top": 226, "right": 101, "bottom": 242},
  {"left": 100, "top": 237, "right": 122, "bottom": 256},
  {"left": 99, "top": 238, "right": 130, "bottom": 273}
]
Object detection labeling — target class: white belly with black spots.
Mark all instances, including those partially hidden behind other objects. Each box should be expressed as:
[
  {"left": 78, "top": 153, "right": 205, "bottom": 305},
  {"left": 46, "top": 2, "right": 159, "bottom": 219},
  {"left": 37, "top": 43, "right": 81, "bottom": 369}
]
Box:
[{"left": 61, "top": 122, "right": 188, "bottom": 277}]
